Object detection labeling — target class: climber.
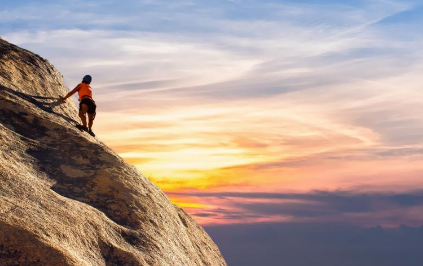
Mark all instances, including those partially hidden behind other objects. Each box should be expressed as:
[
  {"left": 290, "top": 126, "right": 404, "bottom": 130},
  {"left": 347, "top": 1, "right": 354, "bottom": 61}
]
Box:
[{"left": 60, "top": 75, "right": 96, "bottom": 137}]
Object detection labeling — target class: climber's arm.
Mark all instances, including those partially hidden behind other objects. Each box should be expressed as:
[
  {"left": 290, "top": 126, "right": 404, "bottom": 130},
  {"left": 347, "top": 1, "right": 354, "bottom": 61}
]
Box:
[{"left": 60, "top": 84, "right": 80, "bottom": 102}]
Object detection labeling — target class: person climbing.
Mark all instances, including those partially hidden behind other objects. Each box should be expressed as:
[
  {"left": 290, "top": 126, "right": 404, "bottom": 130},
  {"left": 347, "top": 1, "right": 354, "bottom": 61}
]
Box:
[{"left": 60, "top": 75, "right": 97, "bottom": 137}]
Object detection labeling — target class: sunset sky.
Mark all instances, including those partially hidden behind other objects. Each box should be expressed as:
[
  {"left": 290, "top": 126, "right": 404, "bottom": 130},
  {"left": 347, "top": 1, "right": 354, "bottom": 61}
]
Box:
[{"left": 2, "top": 0, "right": 423, "bottom": 264}]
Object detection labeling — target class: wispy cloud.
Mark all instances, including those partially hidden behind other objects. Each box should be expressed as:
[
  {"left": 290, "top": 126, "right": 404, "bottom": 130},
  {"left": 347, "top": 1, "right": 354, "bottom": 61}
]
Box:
[
  {"left": 2, "top": 0, "right": 423, "bottom": 226},
  {"left": 169, "top": 190, "right": 423, "bottom": 226}
]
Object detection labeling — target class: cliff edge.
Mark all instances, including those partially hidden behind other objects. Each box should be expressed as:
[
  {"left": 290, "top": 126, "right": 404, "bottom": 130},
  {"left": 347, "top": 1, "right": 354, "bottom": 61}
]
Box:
[{"left": 0, "top": 38, "right": 227, "bottom": 266}]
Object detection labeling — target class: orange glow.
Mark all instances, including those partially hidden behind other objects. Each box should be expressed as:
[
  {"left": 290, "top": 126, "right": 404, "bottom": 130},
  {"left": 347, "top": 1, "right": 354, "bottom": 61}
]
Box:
[
  {"left": 94, "top": 82, "right": 423, "bottom": 225},
  {"left": 169, "top": 196, "right": 209, "bottom": 209}
]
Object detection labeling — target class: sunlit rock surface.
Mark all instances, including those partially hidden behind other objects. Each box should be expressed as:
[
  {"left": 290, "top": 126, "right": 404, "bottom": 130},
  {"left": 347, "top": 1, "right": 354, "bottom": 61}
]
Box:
[{"left": 0, "top": 38, "right": 227, "bottom": 266}]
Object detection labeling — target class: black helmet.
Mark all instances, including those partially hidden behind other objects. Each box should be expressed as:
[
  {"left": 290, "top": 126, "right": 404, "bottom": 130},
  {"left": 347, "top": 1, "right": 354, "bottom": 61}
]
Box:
[{"left": 82, "top": 75, "right": 92, "bottom": 83}]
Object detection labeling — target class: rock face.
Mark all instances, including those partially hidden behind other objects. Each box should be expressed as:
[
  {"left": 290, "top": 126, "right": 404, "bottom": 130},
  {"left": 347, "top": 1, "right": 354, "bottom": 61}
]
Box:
[{"left": 0, "top": 38, "right": 227, "bottom": 266}]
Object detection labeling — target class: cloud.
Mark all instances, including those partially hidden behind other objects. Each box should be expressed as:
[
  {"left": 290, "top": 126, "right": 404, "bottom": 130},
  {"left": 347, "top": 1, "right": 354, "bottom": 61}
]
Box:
[
  {"left": 3, "top": 0, "right": 423, "bottom": 210},
  {"left": 4, "top": 0, "right": 422, "bottom": 103},
  {"left": 3, "top": 3, "right": 423, "bottom": 263},
  {"left": 376, "top": 5, "right": 423, "bottom": 24},
  {"left": 168, "top": 190, "right": 423, "bottom": 226}
]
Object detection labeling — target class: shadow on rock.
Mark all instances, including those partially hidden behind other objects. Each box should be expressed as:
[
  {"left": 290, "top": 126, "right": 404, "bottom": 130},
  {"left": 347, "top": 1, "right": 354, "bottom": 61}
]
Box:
[{"left": 0, "top": 85, "right": 77, "bottom": 125}]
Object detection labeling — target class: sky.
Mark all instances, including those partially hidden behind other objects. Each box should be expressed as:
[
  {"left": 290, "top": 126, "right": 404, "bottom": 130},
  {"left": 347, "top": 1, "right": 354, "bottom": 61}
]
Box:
[{"left": 2, "top": 0, "right": 423, "bottom": 265}]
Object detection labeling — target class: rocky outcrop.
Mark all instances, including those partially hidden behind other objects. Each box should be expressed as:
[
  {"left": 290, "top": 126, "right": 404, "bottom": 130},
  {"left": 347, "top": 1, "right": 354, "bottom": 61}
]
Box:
[{"left": 0, "top": 38, "right": 227, "bottom": 266}]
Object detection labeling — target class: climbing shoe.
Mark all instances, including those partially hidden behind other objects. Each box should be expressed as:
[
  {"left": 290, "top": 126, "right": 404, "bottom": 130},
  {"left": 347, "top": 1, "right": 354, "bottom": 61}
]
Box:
[
  {"left": 88, "top": 128, "right": 96, "bottom": 137},
  {"left": 75, "top": 124, "right": 89, "bottom": 132}
]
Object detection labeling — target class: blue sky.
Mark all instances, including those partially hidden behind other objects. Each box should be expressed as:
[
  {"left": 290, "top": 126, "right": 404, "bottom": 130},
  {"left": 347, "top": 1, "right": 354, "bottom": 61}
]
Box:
[
  {"left": 2, "top": 0, "right": 421, "bottom": 101},
  {"left": 2, "top": 0, "right": 423, "bottom": 265}
]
